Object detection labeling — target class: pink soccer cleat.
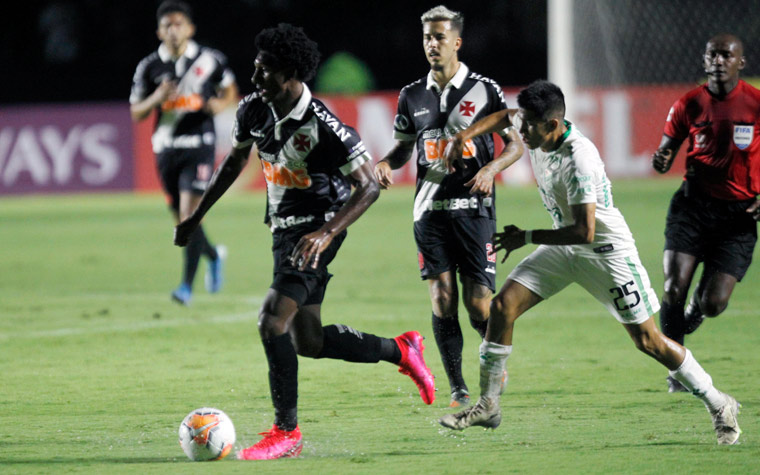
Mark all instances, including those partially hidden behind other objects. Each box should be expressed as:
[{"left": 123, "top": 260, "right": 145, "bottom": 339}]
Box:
[
  {"left": 236, "top": 425, "right": 303, "bottom": 460},
  {"left": 394, "top": 331, "right": 436, "bottom": 404}
]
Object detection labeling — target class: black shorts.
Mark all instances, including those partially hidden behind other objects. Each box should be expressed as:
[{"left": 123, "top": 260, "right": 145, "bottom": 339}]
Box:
[
  {"left": 665, "top": 183, "right": 757, "bottom": 281},
  {"left": 270, "top": 224, "right": 347, "bottom": 306},
  {"left": 156, "top": 146, "right": 215, "bottom": 211},
  {"left": 413, "top": 215, "right": 496, "bottom": 291}
]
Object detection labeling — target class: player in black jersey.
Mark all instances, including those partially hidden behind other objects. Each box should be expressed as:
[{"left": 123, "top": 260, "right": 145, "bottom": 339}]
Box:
[
  {"left": 375, "top": 5, "right": 523, "bottom": 407},
  {"left": 174, "top": 23, "right": 435, "bottom": 460},
  {"left": 130, "top": 1, "right": 238, "bottom": 305}
]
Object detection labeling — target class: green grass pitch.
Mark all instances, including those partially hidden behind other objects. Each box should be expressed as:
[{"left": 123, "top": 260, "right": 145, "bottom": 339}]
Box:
[{"left": 1, "top": 178, "right": 758, "bottom": 473}]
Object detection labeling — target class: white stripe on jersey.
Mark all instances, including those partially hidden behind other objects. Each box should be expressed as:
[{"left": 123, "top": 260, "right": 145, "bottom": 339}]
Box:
[
  {"left": 446, "top": 81, "right": 489, "bottom": 135},
  {"left": 413, "top": 167, "right": 446, "bottom": 221},
  {"left": 267, "top": 117, "right": 320, "bottom": 216}
]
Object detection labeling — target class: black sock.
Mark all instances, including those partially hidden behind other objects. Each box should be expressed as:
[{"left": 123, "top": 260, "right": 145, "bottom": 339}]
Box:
[
  {"left": 262, "top": 334, "right": 298, "bottom": 431},
  {"left": 659, "top": 301, "right": 685, "bottom": 345},
  {"left": 182, "top": 226, "right": 205, "bottom": 286},
  {"left": 195, "top": 225, "right": 218, "bottom": 260},
  {"left": 315, "top": 324, "right": 400, "bottom": 364},
  {"left": 469, "top": 316, "right": 488, "bottom": 339},
  {"left": 432, "top": 313, "right": 466, "bottom": 392}
]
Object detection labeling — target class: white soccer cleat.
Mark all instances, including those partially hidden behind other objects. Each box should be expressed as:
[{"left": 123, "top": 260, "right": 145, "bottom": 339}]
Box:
[
  {"left": 439, "top": 396, "right": 501, "bottom": 430},
  {"left": 710, "top": 392, "right": 741, "bottom": 445}
]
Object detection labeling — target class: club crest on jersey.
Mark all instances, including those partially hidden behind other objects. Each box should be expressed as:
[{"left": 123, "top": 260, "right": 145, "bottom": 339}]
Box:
[
  {"left": 459, "top": 101, "right": 476, "bottom": 117},
  {"left": 293, "top": 133, "right": 312, "bottom": 152},
  {"left": 733, "top": 125, "right": 753, "bottom": 150}
]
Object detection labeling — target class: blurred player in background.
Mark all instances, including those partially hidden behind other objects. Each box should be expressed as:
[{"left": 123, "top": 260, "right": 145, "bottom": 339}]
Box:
[
  {"left": 438, "top": 80, "right": 741, "bottom": 445},
  {"left": 651, "top": 33, "right": 760, "bottom": 393},
  {"left": 374, "top": 5, "right": 523, "bottom": 407},
  {"left": 174, "top": 23, "right": 435, "bottom": 460},
  {"left": 129, "top": 0, "right": 238, "bottom": 305}
]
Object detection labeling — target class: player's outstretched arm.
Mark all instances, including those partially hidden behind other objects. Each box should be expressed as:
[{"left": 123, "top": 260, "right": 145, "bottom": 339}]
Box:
[
  {"left": 174, "top": 145, "right": 251, "bottom": 247},
  {"left": 443, "top": 109, "right": 517, "bottom": 173},
  {"left": 652, "top": 135, "right": 683, "bottom": 174},
  {"left": 465, "top": 127, "right": 524, "bottom": 196},
  {"left": 494, "top": 203, "right": 596, "bottom": 261},
  {"left": 291, "top": 161, "right": 380, "bottom": 270},
  {"left": 375, "top": 140, "right": 414, "bottom": 189}
]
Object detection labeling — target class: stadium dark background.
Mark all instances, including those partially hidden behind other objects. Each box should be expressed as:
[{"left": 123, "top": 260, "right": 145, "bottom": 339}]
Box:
[{"left": 2, "top": 0, "right": 547, "bottom": 104}]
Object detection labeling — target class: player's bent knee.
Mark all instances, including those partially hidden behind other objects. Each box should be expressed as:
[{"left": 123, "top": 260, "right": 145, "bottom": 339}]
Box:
[
  {"left": 431, "top": 294, "right": 457, "bottom": 318},
  {"left": 661, "top": 282, "right": 687, "bottom": 305},
  {"left": 700, "top": 296, "right": 728, "bottom": 317},
  {"left": 258, "top": 312, "right": 288, "bottom": 338},
  {"left": 490, "top": 295, "right": 518, "bottom": 324},
  {"left": 463, "top": 298, "right": 489, "bottom": 321}
]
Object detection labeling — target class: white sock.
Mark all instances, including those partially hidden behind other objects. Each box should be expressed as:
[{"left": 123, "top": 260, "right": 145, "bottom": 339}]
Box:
[
  {"left": 479, "top": 341, "right": 512, "bottom": 399},
  {"left": 669, "top": 349, "right": 726, "bottom": 412}
]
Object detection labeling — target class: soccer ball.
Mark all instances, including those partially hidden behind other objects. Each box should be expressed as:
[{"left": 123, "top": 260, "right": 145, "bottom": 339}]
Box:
[{"left": 178, "top": 407, "right": 236, "bottom": 461}]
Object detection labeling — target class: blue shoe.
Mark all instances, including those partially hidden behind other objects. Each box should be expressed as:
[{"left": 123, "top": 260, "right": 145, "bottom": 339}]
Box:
[
  {"left": 171, "top": 283, "right": 192, "bottom": 305},
  {"left": 205, "top": 245, "right": 227, "bottom": 293}
]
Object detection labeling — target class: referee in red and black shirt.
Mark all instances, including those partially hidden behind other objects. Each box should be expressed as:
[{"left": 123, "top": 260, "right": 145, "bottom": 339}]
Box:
[{"left": 652, "top": 33, "right": 760, "bottom": 392}]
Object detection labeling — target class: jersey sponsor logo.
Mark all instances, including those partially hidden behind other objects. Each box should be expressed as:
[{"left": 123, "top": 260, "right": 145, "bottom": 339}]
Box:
[
  {"left": 733, "top": 125, "right": 753, "bottom": 150},
  {"left": 459, "top": 101, "right": 476, "bottom": 117},
  {"left": 270, "top": 214, "right": 316, "bottom": 229},
  {"left": 413, "top": 108, "right": 430, "bottom": 117},
  {"left": 394, "top": 113, "right": 410, "bottom": 131},
  {"left": 250, "top": 129, "right": 265, "bottom": 138},
  {"left": 422, "top": 197, "right": 480, "bottom": 212},
  {"left": 423, "top": 137, "right": 476, "bottom": 162},
  {"left": 261, "top": 160, "right": 312, "bottom": 189},
  {"left": 161, "top": 93, "right": 204, "bottom": 112},
  {"left": 312, "top": 103, "right": 351, "bottom": 141}
]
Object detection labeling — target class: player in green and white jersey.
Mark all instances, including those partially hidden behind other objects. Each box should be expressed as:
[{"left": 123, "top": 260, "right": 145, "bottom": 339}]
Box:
[{"left": 438, "top": 80, "right": 741, "bottom": 445}]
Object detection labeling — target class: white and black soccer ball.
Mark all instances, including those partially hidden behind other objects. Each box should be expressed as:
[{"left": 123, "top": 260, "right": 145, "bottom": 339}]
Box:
[{"left": 178, "top": 407, "right": 236, "bottom": 461}]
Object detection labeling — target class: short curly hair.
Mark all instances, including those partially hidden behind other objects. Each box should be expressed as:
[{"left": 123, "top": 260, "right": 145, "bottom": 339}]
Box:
[{"left": 255, "top": 23, "right": 321, "bottom": 82}]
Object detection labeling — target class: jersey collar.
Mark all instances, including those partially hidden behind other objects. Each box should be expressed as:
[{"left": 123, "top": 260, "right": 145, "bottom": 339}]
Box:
[
  {"left": 158, "top": 40, "right": 199, "bottom": 62},
  {"left": 426, "top": 62, "right": 469, "bottom": 93},
  {"left": 270, "top": 83, "right": 312, "bottom": 140}
]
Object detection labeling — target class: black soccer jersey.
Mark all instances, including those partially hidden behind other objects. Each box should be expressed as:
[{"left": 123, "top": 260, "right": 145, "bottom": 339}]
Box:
[
  {"left": 130, "top": 40, "right": 235, "bottom": 154},
  {"left": 393, "top": 63, "right": 509, "bottom": 221},
  {"left": 231, "top": 85, "right": 372, "bottom": 233}
]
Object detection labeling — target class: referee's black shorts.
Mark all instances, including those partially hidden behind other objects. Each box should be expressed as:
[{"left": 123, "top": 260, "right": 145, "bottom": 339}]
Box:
[
  {"left": 414, "top": 215, "right": 496, "bottom": 291},
  {"left": 665, "top": 182, "right": 757, "bottom": 281}
]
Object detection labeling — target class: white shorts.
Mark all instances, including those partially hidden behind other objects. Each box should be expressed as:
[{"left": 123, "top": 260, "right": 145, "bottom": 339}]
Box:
[{"left": 508, "top": 245, "right": 660, "bottom": 324}]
